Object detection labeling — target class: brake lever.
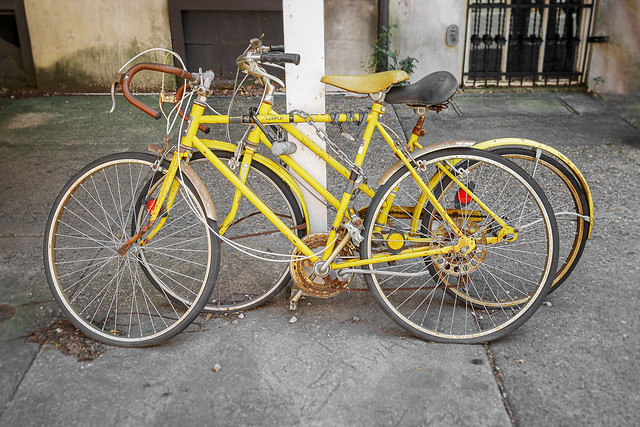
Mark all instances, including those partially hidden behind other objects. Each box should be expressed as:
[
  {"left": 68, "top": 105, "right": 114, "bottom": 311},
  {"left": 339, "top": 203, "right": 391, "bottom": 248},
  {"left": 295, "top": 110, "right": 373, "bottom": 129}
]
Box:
[
  {"left": 260, "top": 62, "right": 285, "bottom": 71},
  {"left": 109, "top": 80, "right": 118, "bottom": 114},
  {"left": 247, "top": 63, "right": 285, "bottom": 87},
  {"left": 257, "top": 67, "right": 284, "bottom": 87}
]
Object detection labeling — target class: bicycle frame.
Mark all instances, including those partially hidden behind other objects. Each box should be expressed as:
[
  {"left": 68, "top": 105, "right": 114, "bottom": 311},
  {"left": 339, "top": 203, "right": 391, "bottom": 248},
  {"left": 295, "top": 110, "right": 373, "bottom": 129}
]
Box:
[{"left": 140, "top": 96, "right": 516, "bottom": 274}]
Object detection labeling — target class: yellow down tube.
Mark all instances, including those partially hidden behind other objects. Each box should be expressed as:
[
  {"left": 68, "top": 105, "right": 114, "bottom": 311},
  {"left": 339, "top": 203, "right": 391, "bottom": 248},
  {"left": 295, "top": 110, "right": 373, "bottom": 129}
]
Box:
[{"left": 191, "top": 136, "right": 318, "bottom": 260}]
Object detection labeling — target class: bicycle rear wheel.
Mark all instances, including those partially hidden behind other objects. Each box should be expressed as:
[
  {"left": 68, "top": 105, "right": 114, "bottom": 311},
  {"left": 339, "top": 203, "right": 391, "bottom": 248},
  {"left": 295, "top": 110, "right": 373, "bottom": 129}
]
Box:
[
  {"left": 437, "top": 147, "right": 589, "bottom": 305},
  {"left": 490, "top": 147, "right": 589, "bottom": 291},
  {"left": 360, "top": 148, "right": 558, "bottom": 343},
  {"left": 44, "top": 152, "right": 220, "bottom": 346}
]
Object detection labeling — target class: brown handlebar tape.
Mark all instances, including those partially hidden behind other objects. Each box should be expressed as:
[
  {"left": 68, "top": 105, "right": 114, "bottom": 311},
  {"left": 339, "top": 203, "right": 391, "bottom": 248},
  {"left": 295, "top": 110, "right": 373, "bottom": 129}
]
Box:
[{"left": 121, "top": 62, "right": 197, "bottom": 122}]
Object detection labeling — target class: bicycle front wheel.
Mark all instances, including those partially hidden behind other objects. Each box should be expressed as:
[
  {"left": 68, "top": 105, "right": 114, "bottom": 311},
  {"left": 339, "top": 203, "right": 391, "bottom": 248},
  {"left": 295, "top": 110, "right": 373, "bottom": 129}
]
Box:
[
  {"left": 361, "top": 148, "right": 558, "bottom": 343},
  {"left": 44, "top": 152, "right": 220, "bottom": 346}
]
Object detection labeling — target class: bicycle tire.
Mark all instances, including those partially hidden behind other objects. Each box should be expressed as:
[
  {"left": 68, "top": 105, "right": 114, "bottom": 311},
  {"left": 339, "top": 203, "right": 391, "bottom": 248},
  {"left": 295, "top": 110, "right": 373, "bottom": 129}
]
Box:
[
  {"left": 431, "top": 147, "right": 589, "bottom": 306},
  {"left": 360, "top": 148, "right": 558, "bottom": 343},
  {"left": 44, "top": 152, "right": 220, "bottom": 346},
  {"left": 490, "top": 147, "right": 589, "bottom": 291},
  {"left": 136, "top": 150, "right": 306, "bottom": 313}
]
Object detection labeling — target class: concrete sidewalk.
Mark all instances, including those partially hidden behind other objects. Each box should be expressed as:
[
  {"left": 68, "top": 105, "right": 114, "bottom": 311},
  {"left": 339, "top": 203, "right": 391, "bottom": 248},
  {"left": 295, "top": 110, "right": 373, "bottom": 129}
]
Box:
[{"left": 0, "top": 90, "right": 638, "bottom": 426}]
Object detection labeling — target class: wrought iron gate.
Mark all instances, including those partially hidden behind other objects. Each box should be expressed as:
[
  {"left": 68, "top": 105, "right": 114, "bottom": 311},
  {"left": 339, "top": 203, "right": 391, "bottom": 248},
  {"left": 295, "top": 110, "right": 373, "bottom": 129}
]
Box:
[{"left": 464, "top": 0, "right": 595, "bottom": 87}]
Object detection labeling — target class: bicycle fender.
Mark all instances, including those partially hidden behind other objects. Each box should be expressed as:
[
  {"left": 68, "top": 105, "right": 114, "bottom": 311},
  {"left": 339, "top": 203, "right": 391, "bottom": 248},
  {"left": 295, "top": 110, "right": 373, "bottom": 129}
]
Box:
[
  {"left": 147, "top": 143, "right": 217, "bottom": 221},
  {"left": 199, "top": 139, "right": 311, "bottom": 233},
  {"left": 178, "top": 163, "right": 218, "bottom": 222},
  {"left": 472, "top": 138, "right": 594, "bottom": 239},
  {"left": 376, "top": 140, "right": 475, "bottom": 186}
]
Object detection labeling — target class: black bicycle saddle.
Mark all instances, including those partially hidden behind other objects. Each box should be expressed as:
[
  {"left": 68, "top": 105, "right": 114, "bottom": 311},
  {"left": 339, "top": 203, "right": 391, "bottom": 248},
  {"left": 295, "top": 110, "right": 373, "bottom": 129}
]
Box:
[{"left": 385, "top": 71, "right": 458, "bottom": 107}]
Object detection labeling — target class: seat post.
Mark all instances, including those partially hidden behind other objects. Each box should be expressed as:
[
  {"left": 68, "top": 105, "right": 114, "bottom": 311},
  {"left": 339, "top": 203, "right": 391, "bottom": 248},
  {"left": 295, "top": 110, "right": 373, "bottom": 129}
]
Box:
[
  {"left": 405, "top": 109, "right": 427, "bottom": 151},
  {"left": 412, "top": 115, "right": 426, "bottom": 138}
]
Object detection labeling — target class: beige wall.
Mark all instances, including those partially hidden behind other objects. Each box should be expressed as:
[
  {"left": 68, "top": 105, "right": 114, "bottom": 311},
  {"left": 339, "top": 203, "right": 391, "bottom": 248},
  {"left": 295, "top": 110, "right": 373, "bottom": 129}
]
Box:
[
  {"left": 20, "top": 0, "right": 639, "bottom": 95},
  {"left": 587, "top": 0, "right": 640, "bottom": 95},
  {"left": 324, "top": 0, "right": 377, "bottom": 76},
  {"left": 24, "top": 0, "right": 376, "bottom": 91},
  {"left": 390, "top": 0, "right": 466, "bottom": 83},
  {"left": 24, "top": 0, "right": 172, "bottom": 92},
  {"left": 325, "top": 0, "right": 467, "bottom": 82}
]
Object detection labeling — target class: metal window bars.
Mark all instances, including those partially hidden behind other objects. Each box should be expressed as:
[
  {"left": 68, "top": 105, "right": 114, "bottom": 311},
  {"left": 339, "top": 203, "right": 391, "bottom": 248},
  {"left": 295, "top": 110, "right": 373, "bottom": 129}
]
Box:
[{"left": 463, "top": 0, "right": 595, "bottom": 88}]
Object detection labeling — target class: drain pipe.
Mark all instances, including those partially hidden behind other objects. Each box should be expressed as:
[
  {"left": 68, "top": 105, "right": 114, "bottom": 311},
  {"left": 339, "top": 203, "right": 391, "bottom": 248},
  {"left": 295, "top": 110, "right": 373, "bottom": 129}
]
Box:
[{"left": 377, "top": 0, "right": 389, "bottom": 72}]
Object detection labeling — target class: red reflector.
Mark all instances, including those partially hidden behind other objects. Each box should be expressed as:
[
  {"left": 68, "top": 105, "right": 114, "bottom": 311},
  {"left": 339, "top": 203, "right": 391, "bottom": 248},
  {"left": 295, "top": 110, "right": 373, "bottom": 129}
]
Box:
[
  {"left": 456, "top": 189, "right": 472, "bottom": 204},
  {"left": 146, "top": 199, "right": 156, "bottom": 214}
]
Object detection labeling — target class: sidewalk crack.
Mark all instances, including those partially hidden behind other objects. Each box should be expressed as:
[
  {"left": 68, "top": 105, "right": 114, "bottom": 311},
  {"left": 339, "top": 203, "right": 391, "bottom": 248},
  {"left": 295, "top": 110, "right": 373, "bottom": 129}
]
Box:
[
  {"left": 0, "top": 342, "right": 43, "bottom": 420},
  {"left": 556, "top": 97, "right": 579, "bottom": 116},
  {"left": 485, "top": 343, "right": 516, "bottom": 426}
]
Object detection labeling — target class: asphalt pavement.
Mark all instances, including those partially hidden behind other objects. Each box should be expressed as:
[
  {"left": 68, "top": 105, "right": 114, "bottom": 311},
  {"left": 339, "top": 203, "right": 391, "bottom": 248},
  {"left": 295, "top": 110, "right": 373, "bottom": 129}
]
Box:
[{"left": 0, "top": 88, "right": 638, "bottom": 426}]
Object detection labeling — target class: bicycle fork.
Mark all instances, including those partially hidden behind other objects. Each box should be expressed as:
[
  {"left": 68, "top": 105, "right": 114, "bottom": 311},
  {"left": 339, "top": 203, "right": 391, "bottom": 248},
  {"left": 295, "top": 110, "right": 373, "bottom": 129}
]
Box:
[{"left": 117, "top": 146, "right": 190, "bottom": 256}]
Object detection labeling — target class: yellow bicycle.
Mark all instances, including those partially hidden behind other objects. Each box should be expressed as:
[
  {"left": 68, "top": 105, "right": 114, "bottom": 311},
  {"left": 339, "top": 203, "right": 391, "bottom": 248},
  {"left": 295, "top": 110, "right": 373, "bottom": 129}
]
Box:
[{"left": 44, "top": 40, "right": 569, "bottom": 346}]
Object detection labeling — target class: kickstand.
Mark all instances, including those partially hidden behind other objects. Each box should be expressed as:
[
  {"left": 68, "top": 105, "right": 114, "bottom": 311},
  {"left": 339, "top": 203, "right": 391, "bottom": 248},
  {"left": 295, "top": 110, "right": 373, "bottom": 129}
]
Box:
[{"left": 289, "top": 288, "right": 303, "bottom": 311}]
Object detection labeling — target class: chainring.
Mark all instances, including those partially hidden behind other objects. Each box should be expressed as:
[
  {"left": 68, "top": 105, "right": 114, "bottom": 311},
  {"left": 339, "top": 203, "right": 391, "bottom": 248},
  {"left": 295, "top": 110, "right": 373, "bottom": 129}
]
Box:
[
  {"left": 430, "top": 218, "right": 487, "bottom": 277},
  {"left": 290, "top": 233, "right": 356, "bottom": 299}
]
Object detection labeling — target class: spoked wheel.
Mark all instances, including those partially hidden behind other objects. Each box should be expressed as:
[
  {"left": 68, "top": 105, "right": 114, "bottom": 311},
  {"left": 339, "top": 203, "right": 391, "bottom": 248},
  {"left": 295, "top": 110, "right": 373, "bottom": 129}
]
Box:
[
  {"left": 44, "top": 152, "right": 220, "bottom": 346},
  {"left": 136, "top": 150, "right": 306, "bottom": 313},
  {"left": 490, "top": 147, "right": 589, "bottom": 292},
  {"left": 360, "top": 148, "right": 558, "bottom": 343},
  {"left": 437, "top": 147, "right": 589, "bottom": 306}
]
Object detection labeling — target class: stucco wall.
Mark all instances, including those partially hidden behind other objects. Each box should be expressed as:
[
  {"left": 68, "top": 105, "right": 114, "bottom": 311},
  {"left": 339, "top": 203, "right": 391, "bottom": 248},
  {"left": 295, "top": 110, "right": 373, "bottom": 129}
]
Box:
[
  {"left": 324, "top": 0, "right": 377, "bottom": 76},
  {"left": 389, "top": 0, "right": 466, "bottom": 83},
  {"left": 324, "top": 0, "right": 467, "bottom": 82},
  {"left": 19, "top": 0, "right": 639, "bottom": 95},
  {"left": 24, "top": 0, "right": 374, "bottom": 91},
  {"left": 587, "top": 0, "right": 640, "bottom": 95},
  {"left": 24, "top": 0, "right": 172, "bottom": 92}
]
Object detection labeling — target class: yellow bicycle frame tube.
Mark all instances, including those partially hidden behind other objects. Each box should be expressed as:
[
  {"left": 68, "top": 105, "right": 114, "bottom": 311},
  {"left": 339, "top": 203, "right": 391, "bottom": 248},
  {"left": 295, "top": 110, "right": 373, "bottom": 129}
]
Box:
[
  {"left": 375, "top": 125, "right": 465, "bottom": 237},
  {"left": 192, "top": 135, "right": 318, "bottom": 259},
  {"left": 153, "top": 98, "right": 482, "bottom": 270},
  {"left": 198, "top": 139, "right": 311, "bottom": 234},
  {"left": 196, "top": 135, "right": 445, "bottom": 268},
  {"left": 148, "top": 150, "right": 184, "bottom": 223},
  {"left": 194, "top": 101, "right": 462, "bottom": 268},
  {"left": 143, "top": 179, "right": 181, "bottom": 243},
  {"left": 196, "top": 102, "right": 592, "bottom": 241},
  {"left": 218, "top": 148, "right": 255, "bottom": 235},
  {"left": 436, "top": 161, "right": 510, "bottom": 231},
  {"left": 201, "top": 132, "right": 460, "bottom": 267}
]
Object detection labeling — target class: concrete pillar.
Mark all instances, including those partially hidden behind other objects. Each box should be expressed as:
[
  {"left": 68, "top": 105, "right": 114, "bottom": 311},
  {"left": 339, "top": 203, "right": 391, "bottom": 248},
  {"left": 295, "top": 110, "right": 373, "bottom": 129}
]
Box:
[{"left": 282, "top": 0, "right": 327, "bottom": 233}]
